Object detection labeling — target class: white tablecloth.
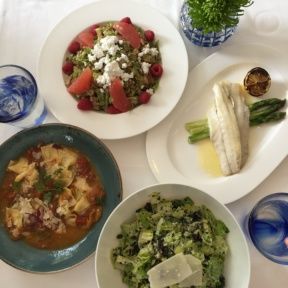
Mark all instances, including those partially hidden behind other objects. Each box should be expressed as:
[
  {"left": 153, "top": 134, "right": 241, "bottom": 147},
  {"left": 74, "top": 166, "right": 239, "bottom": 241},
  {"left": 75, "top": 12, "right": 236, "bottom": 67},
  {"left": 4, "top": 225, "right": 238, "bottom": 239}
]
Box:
[{"left": 1, "top": 0, "right": 288, "bottom": 287}]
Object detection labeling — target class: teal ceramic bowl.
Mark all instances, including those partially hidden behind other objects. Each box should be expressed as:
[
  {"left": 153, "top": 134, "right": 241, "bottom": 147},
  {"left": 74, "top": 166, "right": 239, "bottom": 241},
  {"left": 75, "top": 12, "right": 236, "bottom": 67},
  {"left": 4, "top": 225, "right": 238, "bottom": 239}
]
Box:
[{"left": 0, "top": 123, "right": 122, "bottom": 273}]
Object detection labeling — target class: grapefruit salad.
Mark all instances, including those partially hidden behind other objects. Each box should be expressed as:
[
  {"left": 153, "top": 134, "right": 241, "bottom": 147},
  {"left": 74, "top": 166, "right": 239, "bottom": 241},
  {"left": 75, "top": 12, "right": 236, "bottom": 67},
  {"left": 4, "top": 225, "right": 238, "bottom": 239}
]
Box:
[{"left": 62, "top": 17, "right": 163, "bottom": 114}]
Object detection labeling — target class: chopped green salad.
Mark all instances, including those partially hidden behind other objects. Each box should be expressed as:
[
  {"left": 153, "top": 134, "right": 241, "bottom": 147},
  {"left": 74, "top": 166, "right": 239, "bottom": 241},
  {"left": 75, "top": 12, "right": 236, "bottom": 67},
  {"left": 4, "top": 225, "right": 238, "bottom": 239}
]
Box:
[{"left": 112, "top": 193, "right": 229, "bottom": 288}]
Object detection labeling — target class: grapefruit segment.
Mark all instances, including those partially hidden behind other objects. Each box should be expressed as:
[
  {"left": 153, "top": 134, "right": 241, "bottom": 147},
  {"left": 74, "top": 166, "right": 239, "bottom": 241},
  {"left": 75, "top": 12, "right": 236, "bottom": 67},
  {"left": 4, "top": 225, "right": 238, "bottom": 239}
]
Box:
[
  {"left": 77, "top": 31, "right": 94, "bottom": 48},
  {"left": 67, "top": 67, "right": 93, "bottom": 95},
  {"left": 109, "top": 79, "right": 131, "bottom": 112},
  {"left": 114, "top": 21, "right": 141, "bottom": 49}
]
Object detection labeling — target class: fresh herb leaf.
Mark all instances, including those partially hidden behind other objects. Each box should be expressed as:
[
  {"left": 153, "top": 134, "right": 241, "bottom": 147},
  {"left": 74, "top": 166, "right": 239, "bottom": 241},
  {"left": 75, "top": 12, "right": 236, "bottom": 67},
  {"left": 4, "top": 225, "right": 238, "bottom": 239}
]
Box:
[
  {"left": 43, "top": 191, "right": 53, "bottom": 203},
  {"left": 34, "top": 167, "right": 65, "bottom": 199},
  {"left": 12, "top": 180, "right": 22, "bottom": 192},
  {"left": 35, "top": 168, "right": 48, "bottom": 193},
  {"left": 50, "top": 179, "right": 65, "bottom": 194},
  {"left": 186, "top": 0, "right": 253, "bottom": 33}
]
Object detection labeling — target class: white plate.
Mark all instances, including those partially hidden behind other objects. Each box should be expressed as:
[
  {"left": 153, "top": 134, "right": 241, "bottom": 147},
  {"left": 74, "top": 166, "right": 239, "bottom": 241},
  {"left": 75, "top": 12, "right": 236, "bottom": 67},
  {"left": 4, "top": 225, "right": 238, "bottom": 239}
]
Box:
[
  {"left": 37, "top": 0, "right": 188, "bottom": 140},
  {"left": 146, "top": 43, "right": 288, "bottom": 204}
]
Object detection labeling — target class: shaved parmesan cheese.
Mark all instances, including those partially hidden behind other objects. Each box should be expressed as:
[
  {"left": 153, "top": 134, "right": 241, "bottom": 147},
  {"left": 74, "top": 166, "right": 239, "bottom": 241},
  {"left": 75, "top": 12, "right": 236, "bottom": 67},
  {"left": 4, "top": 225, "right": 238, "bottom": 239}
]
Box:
[
  {"left": 179, "top": 269, "right": 202, "bottom": 287},
  {"left": 179, "top": 255, "right": 202, "bottom": 287},
  {"left": 147, "top": 253, "right": 203, "bottom": 288},
  {"left": 147, "top": 253, "right": 191, "bottom": 288}
]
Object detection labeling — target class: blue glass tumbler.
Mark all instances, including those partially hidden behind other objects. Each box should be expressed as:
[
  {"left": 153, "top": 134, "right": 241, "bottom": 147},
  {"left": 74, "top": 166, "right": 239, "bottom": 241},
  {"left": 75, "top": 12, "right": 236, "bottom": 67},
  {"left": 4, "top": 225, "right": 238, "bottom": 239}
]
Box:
[
  {"left": 248, "top": 193, "right": 288, "bottom": 264},
  {"left": 0, "top": 64, "right": 47, "bottom": 128}
]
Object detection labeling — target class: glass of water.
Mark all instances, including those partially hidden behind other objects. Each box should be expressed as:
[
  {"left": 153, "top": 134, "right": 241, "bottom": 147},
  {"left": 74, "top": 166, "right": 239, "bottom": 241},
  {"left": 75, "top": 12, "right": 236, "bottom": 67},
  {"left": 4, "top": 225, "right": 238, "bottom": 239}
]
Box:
[
  {"left": 248, "top": 193, "right": 288, "bottom": 264},
  {"left": 0, "top": 64, "right": 47, "bottom": 128}
]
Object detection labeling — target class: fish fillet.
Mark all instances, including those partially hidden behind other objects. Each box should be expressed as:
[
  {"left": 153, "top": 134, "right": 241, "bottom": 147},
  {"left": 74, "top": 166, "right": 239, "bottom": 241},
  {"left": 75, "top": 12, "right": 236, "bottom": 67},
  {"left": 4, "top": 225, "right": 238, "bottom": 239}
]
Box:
[
  {"left": 207, "top": 81, "right": 250, "bottom": 176},
  {"left": 229, "top": 83, "right": 250, "bottom": 166}
]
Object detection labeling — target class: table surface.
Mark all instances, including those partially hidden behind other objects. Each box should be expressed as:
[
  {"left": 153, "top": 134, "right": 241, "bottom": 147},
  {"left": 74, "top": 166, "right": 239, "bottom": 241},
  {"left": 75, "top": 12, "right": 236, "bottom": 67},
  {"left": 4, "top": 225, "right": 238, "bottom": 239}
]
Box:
[{"left": 1, "top": 0, "right": 288, "bottom": 287}]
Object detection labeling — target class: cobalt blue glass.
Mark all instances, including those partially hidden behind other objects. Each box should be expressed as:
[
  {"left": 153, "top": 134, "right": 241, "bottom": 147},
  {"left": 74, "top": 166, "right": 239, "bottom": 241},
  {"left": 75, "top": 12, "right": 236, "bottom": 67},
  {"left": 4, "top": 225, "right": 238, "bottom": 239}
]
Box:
[
  {"left": 248, "top": 193, "right": 288, "bottom": 265},
  {"left": 179, "top": 2, "right": 236, "bottom": 47},
  {"left": 0, "top": 64, "right": 47, "bottom": 127}
]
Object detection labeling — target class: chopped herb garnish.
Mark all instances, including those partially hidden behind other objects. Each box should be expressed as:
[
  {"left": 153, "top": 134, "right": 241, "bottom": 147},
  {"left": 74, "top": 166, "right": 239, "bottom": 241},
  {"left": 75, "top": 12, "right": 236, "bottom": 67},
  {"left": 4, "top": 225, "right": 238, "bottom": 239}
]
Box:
[
  {"left": 12, "top": 180, "right": 22, "bottom": 192},
  {"left": 43, "top": 191, "right": 53, "bottom": 203},
  {"left": 35, "top": 167, "right": 65, "bottom": 201},
  {"left": 50, "top": 179, "right": 65, "bottom": 194}
]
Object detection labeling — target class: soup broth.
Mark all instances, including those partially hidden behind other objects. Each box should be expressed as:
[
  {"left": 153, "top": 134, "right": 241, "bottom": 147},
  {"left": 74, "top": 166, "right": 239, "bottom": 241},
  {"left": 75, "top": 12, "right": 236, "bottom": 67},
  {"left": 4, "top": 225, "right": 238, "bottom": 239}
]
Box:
[{"left": 0, "top": 143, "right": 105, "bottom": 250}]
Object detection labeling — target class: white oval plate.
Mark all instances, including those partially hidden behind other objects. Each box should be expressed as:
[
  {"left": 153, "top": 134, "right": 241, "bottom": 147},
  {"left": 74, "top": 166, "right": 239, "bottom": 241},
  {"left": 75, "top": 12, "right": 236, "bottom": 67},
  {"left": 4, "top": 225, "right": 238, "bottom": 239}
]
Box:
[
  {"left": 146, "top": 43, "right": 288, "bottom": 204},
  {"left": 37, "top": 0, "right": 188, "bottom": 140}
]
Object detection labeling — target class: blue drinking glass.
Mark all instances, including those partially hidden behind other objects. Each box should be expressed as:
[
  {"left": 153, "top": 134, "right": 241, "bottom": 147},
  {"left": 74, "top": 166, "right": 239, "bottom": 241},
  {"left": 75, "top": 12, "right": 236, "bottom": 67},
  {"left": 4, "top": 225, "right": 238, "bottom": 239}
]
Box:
[
  {"left": 0, "top": 64, "right": 47, "bottom": 128},
  {"left": 248, "top": 193, "right": 288, "bottom": 264}
]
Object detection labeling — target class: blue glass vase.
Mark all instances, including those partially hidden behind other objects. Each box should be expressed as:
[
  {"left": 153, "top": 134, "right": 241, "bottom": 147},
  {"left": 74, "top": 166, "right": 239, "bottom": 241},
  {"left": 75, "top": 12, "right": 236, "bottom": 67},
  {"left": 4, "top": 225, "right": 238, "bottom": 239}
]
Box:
[{"left": 179, "top": 2, "right": 236, "bottom": 47}]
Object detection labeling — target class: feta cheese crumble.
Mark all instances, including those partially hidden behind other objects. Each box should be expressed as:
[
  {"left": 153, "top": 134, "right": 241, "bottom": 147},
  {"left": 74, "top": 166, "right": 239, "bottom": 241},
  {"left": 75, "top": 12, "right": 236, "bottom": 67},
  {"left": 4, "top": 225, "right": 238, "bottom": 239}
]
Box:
[
  {"left": 141, "top": 62, "right": 151, "bottom": 74},
  {"left": 146, "top": 88, "right": 154, "bottom": 95},
  {"left": 96, "top": 60, "right": 134, "bottom": 88},
  {"left": 138, "top": 44, "right": 159, "bottom": 60}
]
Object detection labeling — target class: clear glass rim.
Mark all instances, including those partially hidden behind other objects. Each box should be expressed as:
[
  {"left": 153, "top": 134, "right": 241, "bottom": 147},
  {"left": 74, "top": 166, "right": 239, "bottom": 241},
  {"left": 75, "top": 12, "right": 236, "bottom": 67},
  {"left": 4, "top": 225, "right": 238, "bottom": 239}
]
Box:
[
  {"left": 248, "top": 192, "right": 288, "bottom": 265},
  {"left": 0, "top": 64, "right": 38, "bottom": 123}
]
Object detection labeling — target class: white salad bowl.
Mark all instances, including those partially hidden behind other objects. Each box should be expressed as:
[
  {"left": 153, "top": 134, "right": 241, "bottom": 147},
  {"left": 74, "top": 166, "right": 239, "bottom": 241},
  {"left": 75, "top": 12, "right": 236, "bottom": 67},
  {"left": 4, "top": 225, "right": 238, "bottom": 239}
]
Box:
[
  {"left": 95, "top": 183, "right": 250, "bottom": 288},
  {"left": 37, "top": 0, "right": 188, "bottom": 140}
]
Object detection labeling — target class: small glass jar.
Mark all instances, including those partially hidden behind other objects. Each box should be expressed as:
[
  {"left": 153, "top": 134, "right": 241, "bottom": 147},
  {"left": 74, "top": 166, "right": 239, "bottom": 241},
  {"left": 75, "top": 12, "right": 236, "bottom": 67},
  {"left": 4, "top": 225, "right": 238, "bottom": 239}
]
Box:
[{"left": 179, "top": 2, "right": 236, "bottom": 47}]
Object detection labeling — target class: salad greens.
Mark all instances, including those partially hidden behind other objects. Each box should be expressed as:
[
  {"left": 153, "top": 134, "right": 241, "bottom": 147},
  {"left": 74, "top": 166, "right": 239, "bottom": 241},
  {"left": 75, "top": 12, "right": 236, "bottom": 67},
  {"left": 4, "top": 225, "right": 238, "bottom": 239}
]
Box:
[
  {"left": 64, "top": 21, "right": 162, "bottom": 113},
  {"left": 112, "top": 193, "right": 229, "bottom": 288}
]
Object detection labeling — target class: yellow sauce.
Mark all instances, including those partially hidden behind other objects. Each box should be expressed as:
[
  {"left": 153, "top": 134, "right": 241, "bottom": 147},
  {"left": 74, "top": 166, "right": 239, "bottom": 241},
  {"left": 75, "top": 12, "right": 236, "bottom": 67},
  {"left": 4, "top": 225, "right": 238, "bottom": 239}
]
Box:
[{"left": 197, "top": 139, "right": 222, "bottom": 177}]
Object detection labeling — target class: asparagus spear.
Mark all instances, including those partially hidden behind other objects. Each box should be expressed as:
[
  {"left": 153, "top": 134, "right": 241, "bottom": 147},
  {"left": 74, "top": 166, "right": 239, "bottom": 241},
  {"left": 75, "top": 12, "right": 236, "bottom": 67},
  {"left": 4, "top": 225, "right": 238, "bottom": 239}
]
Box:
[
  {"left": 250, "top": 111, "right": 286, "bottom": 126},
  {"left": 186, "top": 98, "right": 286, "bottom": 144}
]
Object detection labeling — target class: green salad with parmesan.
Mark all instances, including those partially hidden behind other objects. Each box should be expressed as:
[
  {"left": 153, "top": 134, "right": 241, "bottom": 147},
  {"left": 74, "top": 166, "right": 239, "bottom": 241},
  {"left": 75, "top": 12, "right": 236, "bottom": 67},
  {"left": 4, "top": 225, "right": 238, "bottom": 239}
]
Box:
[{"left": 112, "top": 193, "right": 229, "bottom": 288}]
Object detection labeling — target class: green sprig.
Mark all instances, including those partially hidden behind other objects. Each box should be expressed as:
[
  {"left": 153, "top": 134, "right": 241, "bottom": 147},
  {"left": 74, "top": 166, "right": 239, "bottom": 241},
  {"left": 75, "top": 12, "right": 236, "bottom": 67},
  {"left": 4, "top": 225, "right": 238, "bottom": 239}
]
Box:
[
  {"left": 35, "top": 168, "right": 65, "bottom": 203},
  {"left": 186, "top": 0, "right": 253, "bottom": 33}
]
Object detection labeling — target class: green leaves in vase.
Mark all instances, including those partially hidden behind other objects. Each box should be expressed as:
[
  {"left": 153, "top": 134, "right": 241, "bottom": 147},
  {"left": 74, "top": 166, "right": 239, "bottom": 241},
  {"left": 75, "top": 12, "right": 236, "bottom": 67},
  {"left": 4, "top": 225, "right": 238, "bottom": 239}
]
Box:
[{"left": 186, "top": 0, "right": 253, "bottom": 33}]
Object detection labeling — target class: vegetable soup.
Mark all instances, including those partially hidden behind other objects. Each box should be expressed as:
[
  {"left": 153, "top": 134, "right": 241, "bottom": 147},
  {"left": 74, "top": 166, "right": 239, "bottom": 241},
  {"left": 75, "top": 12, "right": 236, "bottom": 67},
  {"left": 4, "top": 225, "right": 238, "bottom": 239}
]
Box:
[{"left": 0, "top": 143, "right": 105, "bottom": 250}]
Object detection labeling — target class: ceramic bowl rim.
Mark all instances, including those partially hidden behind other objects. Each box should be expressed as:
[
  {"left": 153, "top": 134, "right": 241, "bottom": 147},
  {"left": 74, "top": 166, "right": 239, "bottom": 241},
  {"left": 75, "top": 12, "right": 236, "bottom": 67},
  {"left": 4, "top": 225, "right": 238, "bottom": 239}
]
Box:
[{"left": 0, "top": 123, "right": 123, "bottom": 273}]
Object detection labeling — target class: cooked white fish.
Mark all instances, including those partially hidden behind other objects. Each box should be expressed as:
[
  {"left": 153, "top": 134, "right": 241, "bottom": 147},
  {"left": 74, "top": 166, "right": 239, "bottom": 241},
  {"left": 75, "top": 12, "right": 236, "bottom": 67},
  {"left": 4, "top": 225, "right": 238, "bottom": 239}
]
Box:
[
  {"left": 207, "top": 81, "right": 250, "bottom": 176},
  {"left": 214, "top": 82, "right": 242, "bottom": 174},
  {"left": 229, "top": 83, "right": 250, "bottom": 166}
]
